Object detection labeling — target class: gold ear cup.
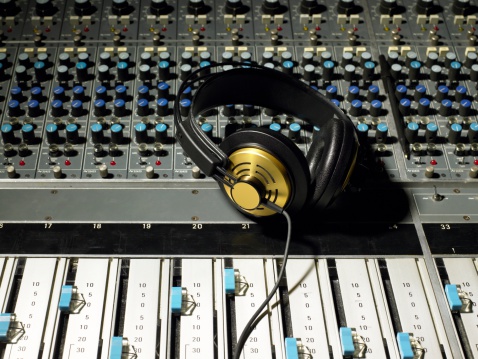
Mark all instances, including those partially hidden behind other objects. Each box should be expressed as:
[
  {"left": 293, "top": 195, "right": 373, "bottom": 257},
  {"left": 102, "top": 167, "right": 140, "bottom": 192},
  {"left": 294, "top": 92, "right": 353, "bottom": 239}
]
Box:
[{"left": 224, "top": 147, "right": 291, "bottom": 217}]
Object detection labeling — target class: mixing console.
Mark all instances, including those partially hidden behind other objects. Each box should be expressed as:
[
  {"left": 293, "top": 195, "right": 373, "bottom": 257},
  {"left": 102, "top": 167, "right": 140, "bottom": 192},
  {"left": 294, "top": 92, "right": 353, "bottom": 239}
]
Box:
[{"left": 0, "top": 0, "right": 477, "bottom": 358}]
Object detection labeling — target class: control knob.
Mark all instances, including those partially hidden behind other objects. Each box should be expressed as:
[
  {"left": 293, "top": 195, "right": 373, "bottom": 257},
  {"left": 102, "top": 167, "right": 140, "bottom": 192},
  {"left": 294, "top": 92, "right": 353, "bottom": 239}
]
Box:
[
  {"left": 150, "top": 0, "right": 170, "bottom": 15},
  {"left": 300, "top": 0, "right": 321, "bottom": 15},
  {"left": 225, "top": 0, "right": 246, "bottom": 15},
  {"left": 188, "top": 0, "right": 208, "bottom": 15},
  {"left": 0, "top": 0, "right": 19, "bottom": 17},
  {"left": 261, "top": 0, "right": 285, "bottom": 15},
  {"left": 74, "top": 0, "right": 95, "bottom": 16},
  {"left": 337, "top": 0, "right": 356, "bottom": 15},
  {"left": 379, "top": 0, "right": 398, "bottom": 15},
  {"left": 452, "top": 0, "right": 471, "bottom": 15},
  {"left": 112, "top": 0, "right": 132, "bottom": 16},
  {"left": 35, "top": 0, "right": 55, "bottom": 16},
  {"left": 416, "top": 0, "right": 435, "bottom": 15}
]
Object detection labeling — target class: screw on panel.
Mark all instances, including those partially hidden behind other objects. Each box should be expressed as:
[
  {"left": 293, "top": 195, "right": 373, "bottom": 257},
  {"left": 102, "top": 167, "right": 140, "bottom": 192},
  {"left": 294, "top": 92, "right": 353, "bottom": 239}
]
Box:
[
  {"left": 50, "top": 190, "right": 57, "bottom": 194},
  {"left": 454, "top": 189, "right": 461, "bottom": 193},
  {"left": 464, "top": 216, "right": 471, "bottom": 221},
  {"left": 44, "top": 216, "right": 52, "bottom": 221},
  {"left": 192, "top": 190, "right": 199, "bottom": 195},
  {"left": 191, "top": 216, "right": 199, "bottom": 221}
]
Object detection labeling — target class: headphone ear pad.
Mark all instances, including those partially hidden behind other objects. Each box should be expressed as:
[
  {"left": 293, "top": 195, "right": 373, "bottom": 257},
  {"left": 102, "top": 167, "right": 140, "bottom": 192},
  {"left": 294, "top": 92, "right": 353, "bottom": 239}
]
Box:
[
  {"left": 219, "top": 127, "right": 310, "bottom": 215},
  {"left": 307, "top": 118, "right": 358, "bottom": 209}
]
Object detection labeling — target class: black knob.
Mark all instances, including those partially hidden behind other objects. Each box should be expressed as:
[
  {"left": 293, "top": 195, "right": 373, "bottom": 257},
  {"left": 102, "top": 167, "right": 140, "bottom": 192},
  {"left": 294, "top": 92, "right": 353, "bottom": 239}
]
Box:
[
  {"left": 91, "top": 123, "right": 104, "bottom": 144},
  {"left": 74, "top": 0, "right": 95, "bottom": 16},
  {"left": 94, "top": 99, "right": 107, "bottom": 117},
  {"left": 21, "top": 124, "right": 35, "bottom": 144},
  {"left": 452, "top": 0, "right": 471, "bottom": 15},
  {"left": 416, "top": 0, "right": 434, "bottom": 15},
  {"left": 379, "top": 0, "right": 398, "bottom": 15},
  {"left": 337, "top": 0, "right": 355, "bottom": 15},
  {"left": 262, "top": 0, "right": 284, "bottom": 15},
  {"left": 57, "top": 65, "right": 69, "bottom": 82},
  {"left": 112, "top": 0, "right": 131, "bottom": 16},
  {"left": 36, "top": 0, "right": 55, "bottom": 17},
  {"left": 150, "top": 0, "right": 170, "bottom": 15},
  {"left": 0, "top": 0, "right": 19, "bottom": 17},
  {"left": 188, "top": 0, "right": 208, "bottom": 15},
  {"left": 66, "top": 124, "right": 79, "bottom": 144},
  {"left": 46, "top": 123, "right": 60, "bottom": 144},
  {"left": 300, "top": 0, "right": 321, "bottom": 15},
  {"left": 225, "top": 0, "right": 246, "bottom": 15},
  {"left": 110, "top": 124, "right": 124, "bottom": 144}
]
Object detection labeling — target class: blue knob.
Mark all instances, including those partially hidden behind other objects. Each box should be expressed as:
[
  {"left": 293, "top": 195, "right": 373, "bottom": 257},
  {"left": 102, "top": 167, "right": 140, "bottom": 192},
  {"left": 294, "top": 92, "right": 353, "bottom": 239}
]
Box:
[
  {"left": 135, "top": 123, "right": 148, "bottom": 143},
  {"left": 158, "top": 60, "right": 170, "bottom": 80},
  {"left": 94, "top": 99, "right": 107, "bottom": 117},
  {"left": 73, "top": 85, "right": 85, "bottom": 101},
  {"left": 414, "top": 84, "right": 426, "bottom": 101},
  {"left": 395, "top": 84, "right": 408, "bottom": 100},
  {"left": 76, "top": 61, "right": 88, "bottom": 82},
  {"left": 117, "top": 61, "right": 129, "bottom": 82},
  {"left": 180, "top": 99, "right": 191, "bottom": 116},
  {"left": 10, "top": 86, "right": 22, "bottom": 101},
  {"left": 425, "top": 122, "right": 438, "bottom": 143},
  {"left": 448, "top": 123, "right": 462, "bottom": 144},
  {"left": 71, "top": 99, "right": 83, "bottom": 118},
  {"left": 155, "top": 123, "right": 168, "bottom": 142},
  {"left": 91, "top": 123, "right": 104, "bottom": 144},
  {"left": 95, "top": 85, "right": 107, "bottom": 100},
  {"left": 66, "top": 123, "right": 79, "bottom": 144},
  {"left": 157, "top": 82, "right": 170, "bottom": 98},
  {"left": 331, "top": 99, "right": 340, "bottom": 107},
  {"left": 376, "top": 123, "right": 388, "bottom": 144},
  {"left": 349, "top": 99, "right": 362, "bottom": 117},
  {"left": 53, "top": 86, "right": 65, "bottom": 101},
  {"left": 406, "top": 122, "right": 419, "bottom": 143},
  {"left": 46, "top": 123, "right": 59, "bottom": 144},
  {"left": 8, "top": 99, "right": 21, "bottom": 117},
  {"left": 367, "top": 84, "right": 379, "bottom": 101},
  {"left": 181, "top": 86, "right": 192, "bottom": 100},
  {"left": 28, "top": 99, "right": 41, "bottom": 117},
  {"left": 347, "top": 85, "right": 360, "bottom": 102},
  {"left": 157, "top": 98, "right": 169, "bottom": 117},
  {"left": 288, "top": 123, "right": 301, "bottom": 142},
  {"left": 399, "top": 98, "right": 411, "bottom": 116},
  {"left": 114, "top": 99, "right": 126, "bottom": 117},
  {"left": 436, "top": 85, "right": 449, "bottom": 102},
  {"left": 418, "top": 98, "right": 430, "bottom": 116},
  {"left": 21, "top": 123, "right": 35, "bottom": 143},
  {"left": 110, "top": 123, "right": 124, "bottom": 144},
  {"left": 1, "top": 123, "right": 14, "bottom": 144},
  {"left": 138, "top": 85, "right": 149, "bottom": 100},
  {"left": 326, "top": 85, "right": 337, "bottom": 99},
  {"left": 269, "top": 122, "right": 281, "bottom": 132},
  {"left": 370, "top": 100, "right": 382, "bottom": 117},
  {"left": 31, "top": 86, "right": 43, "bottom": 101},
  {"left": 201, "top": 123, "right": 213, "bottom": 138},
  {"left": 51, "top": 99, "right": 64, "bottom": 118},
  {"left": 115, "top": 84, "right": 127, "bottom": 100},
  {"left": 137, "top": 98, "right": 150, "bottom": 117},
  {"left": 459, "top": 99, "right": 472, "bottom": 117}
]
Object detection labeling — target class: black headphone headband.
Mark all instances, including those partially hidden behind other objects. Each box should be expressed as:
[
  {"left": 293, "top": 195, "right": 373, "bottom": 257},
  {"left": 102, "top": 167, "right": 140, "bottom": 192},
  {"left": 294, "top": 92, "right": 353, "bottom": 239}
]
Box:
[{"left": 174, "top": 65, "right": 354, "bottom": 177}]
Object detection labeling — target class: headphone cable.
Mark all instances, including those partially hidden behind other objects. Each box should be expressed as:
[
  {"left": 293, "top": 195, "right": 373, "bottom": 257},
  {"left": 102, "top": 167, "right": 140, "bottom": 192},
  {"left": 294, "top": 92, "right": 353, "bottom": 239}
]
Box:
[{"left": 233, "top": 210, "right": 292, "bottom": 359}]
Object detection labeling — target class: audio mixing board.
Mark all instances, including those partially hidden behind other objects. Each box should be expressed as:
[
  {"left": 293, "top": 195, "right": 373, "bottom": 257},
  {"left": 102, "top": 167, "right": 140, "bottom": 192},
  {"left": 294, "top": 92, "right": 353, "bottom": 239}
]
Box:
[{"left": 0, "top": 0, "right": 477, "bottom": 358}]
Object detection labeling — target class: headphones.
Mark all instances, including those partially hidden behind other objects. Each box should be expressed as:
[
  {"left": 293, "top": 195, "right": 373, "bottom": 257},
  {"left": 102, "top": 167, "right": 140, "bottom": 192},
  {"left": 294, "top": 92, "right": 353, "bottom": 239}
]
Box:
[{"left": 174, "top": 63, "right": 359, "bottom": 217}]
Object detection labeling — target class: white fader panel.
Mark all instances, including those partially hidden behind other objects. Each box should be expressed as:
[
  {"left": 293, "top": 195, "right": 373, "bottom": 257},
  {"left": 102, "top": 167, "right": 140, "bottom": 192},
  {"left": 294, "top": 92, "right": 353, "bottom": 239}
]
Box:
[
  {"left": 41, "top": 258, "right": 69, "bottom": 359},
  {"left": 444, "top": 258, "right": 478, "bottom": 357},
  {"left": 234, "top": 259, "right": 274, "bottom": 358},
  {"left": 386, "top": 258, "right": 443, "bottom": 357},
  {"left": 336, "top": 259, "right": 398, "bottom": 359},
  {"left": 179, "top": 259, "right": 214, "bottom": 358},
  {"left": 62, "top": 259, "right": 110, "bottom": 359},
  {"left": 4, "top": 258, "right": 57, "bottom": 359},
  {"left": 0, "top": 259, "right": 16, "bottom": 313},
  {"left": 286, "top": 259, "right": 330, "bottom": 358},
  {"left": 122, "top": 259, "right": 162, "bottom": 358}
]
